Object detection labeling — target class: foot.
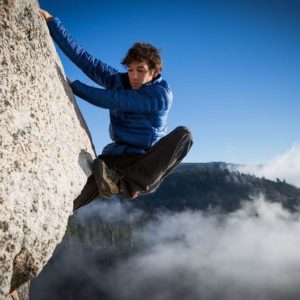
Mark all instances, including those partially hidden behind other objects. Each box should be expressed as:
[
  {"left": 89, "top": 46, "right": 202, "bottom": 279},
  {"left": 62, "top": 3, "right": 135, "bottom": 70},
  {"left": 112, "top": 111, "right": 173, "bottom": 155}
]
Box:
[{"left": 92, "top": 158, "right": 120, "bottom": 197}]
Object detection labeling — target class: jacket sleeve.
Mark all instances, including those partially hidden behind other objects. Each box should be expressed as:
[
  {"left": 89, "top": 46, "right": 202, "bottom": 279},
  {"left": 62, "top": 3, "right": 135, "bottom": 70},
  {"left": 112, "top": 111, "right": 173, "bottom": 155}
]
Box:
[
  {"left": 47, "top": 17, "right": 118, "bottom": 88},
  {"left": 70, "top": 80, "right": 172, "bottom": 113}
]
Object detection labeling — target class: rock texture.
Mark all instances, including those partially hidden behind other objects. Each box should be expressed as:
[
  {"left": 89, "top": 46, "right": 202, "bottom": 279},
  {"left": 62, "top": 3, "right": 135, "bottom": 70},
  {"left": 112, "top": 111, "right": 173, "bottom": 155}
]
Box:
[{"left": 0, "top": 0, "right": 96, "bottom": 298}]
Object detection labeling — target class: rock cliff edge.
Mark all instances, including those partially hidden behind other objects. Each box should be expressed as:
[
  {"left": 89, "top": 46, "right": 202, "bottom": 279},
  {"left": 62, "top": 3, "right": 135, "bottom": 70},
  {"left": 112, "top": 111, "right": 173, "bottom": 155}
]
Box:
[{"left": 0, "top": 0, "right": 96, "bottom": 298}]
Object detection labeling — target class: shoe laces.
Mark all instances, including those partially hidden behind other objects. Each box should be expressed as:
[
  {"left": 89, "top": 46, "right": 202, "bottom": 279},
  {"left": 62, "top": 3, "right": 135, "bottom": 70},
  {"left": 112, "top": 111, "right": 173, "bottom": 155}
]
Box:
[{"left": 106, "top": 166, "right": 119, "bottom": 184}]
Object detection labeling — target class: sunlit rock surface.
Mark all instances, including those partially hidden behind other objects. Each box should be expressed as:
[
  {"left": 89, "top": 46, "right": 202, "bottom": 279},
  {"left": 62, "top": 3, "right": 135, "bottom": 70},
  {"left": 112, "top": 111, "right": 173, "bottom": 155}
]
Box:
[{"left": 0, "top": 0, "right": 95, "bottom": 298}]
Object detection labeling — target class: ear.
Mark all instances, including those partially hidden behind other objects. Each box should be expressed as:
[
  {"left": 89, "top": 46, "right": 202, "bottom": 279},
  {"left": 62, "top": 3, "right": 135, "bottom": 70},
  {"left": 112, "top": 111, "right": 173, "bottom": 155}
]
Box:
[{"left": 151, "top": 69, "right": 159, "bottom": 78}]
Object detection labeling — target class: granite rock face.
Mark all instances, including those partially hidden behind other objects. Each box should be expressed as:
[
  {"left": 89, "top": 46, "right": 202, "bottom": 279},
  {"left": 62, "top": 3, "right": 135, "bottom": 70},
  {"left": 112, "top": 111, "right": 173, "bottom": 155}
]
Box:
[{"left": 0, "top": 0, "right": 96, "bottom": 298}]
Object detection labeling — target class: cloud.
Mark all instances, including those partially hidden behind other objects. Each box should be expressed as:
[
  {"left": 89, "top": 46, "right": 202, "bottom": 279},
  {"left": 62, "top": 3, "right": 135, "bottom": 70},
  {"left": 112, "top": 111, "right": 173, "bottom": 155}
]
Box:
[
  {"left": 96, "top": 197, "right": 300, "bottom": 300},
  {"left": 31, "top": 197, "right": 300, "bottom": 300},
  {"left": 237, "top": 144, "right": 300, "bottom": 187},
  {"left": 74, "top": 196, "right": 143, "bottom": 224}
]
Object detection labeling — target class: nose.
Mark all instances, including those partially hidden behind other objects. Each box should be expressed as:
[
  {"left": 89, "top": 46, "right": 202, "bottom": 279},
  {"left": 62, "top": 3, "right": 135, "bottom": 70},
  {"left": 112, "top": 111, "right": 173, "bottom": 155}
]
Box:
[{"left": 132, "top": 71, "right": 139, "bottom": 79}]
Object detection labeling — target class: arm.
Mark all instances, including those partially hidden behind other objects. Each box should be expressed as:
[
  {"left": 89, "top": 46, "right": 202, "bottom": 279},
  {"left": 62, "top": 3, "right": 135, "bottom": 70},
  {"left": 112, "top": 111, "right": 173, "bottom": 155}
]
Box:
[
  {"left": 70, "top": 80, "right": 172, "bottom": 113},
  {"left": 44, "top": 16, "right": 118, "bottom": 88}
]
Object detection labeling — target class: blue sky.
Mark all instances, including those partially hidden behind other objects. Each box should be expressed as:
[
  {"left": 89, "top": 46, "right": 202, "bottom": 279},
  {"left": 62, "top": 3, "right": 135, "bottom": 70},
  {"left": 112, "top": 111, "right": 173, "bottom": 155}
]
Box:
[{"left": 39, "top": 0, "right": 300, "bottom": 164}]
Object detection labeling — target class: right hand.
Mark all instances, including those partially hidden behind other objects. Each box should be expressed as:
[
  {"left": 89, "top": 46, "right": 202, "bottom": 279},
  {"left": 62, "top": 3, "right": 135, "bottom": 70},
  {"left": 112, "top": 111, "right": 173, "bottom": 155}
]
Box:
[{"left": 39, "top": 9, "right": 53, "bottom": 22}]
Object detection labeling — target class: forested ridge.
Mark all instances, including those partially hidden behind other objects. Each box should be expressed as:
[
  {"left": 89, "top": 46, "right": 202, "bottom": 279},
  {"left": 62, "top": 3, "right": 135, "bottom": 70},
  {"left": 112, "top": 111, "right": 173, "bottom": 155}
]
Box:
[{"left": 137, "top": 162, "right": 300, "bottom": 212}]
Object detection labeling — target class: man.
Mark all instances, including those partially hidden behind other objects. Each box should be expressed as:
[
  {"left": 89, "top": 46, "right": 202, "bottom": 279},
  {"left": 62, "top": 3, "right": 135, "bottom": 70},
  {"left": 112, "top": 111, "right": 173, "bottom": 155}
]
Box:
[{"left": 40, "top": 9, "right": 193, "bottom": 210}]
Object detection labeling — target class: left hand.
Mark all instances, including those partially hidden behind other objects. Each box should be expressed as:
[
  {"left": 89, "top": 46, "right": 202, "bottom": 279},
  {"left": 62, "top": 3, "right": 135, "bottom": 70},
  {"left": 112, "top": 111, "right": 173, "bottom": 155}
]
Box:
[{"left": 39, "top": 9, "right": 53, "bottom": 22}]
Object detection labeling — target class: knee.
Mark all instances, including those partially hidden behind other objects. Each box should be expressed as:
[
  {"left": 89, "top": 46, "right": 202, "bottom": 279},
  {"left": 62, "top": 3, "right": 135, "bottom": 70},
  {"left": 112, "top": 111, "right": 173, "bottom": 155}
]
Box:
[{"left": 174, "top": 126, "right": 193, "bottom": 141}]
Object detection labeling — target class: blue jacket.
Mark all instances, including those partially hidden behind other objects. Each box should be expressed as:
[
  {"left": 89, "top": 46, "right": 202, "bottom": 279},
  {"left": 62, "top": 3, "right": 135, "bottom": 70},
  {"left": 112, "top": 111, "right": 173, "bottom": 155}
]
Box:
[{"left": 47, "top": 18, "right": 173, "bottom": 155}]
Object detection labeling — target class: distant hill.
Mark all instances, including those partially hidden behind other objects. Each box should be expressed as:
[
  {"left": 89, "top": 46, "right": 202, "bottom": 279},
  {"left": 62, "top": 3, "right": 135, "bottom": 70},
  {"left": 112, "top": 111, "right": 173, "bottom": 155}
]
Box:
[{"left": 135, "top": 162, "right": 300, "bottom": 213}]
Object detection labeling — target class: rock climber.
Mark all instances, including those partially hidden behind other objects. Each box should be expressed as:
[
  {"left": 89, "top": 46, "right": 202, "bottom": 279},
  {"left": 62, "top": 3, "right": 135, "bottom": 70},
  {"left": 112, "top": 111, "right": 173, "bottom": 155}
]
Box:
[{"left": 39, "top": 9, "right": 193, "bottom": 210}]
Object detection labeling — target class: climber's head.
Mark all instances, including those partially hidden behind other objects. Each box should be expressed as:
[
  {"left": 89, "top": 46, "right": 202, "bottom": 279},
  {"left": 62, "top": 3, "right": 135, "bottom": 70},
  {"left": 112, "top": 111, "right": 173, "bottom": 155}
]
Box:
[{"left": 121, "top": 42, "right": 162, "bottom": 90}]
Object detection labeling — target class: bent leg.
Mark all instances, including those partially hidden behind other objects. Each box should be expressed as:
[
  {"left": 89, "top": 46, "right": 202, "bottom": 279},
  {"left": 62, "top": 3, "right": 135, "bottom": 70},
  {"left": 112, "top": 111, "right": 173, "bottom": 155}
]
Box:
[
  {"left": 102, "top": 126, "right": 193, "bottom": 198},
  {"left": 129, "top": 126, "right": 193, "bottom": 195}
]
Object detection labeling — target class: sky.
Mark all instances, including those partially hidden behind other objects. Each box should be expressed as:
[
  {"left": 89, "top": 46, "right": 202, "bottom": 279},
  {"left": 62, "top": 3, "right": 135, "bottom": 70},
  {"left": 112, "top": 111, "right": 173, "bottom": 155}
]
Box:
[{"left": 39, "top": 0, "right": 300, "bottom": 164}]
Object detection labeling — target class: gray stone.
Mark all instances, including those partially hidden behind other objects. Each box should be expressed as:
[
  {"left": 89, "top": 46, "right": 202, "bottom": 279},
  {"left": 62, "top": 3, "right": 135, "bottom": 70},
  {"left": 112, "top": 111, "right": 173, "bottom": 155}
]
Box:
[{"left": 0, "top": 0, "right": 96, "bottom": 298}]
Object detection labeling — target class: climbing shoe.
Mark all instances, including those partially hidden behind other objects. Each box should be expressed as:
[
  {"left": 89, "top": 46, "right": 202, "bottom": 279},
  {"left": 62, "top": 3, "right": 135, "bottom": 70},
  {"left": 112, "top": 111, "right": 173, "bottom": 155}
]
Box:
[{"left": 92, "top": 158, "right": 120, "bottom": 197}]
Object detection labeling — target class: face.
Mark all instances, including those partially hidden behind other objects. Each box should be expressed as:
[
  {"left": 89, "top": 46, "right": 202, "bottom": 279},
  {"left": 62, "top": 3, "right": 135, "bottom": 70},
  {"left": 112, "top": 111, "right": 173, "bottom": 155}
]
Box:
[{"left": 127, "top": 60, "right": 158, "bottom": 90}]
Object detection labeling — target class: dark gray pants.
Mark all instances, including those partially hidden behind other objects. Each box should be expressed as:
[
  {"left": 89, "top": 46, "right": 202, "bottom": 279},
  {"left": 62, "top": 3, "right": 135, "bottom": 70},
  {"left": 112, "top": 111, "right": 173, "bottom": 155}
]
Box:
[{"left": 73, "top": 126, "right": 193, "bottom": 210}]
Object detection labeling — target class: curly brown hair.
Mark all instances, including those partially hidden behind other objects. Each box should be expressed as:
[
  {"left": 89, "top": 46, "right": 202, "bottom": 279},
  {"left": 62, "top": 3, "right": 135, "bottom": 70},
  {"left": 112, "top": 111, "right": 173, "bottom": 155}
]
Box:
[{"left": 121, "top": 42, "right": 162, "bottom": 73}]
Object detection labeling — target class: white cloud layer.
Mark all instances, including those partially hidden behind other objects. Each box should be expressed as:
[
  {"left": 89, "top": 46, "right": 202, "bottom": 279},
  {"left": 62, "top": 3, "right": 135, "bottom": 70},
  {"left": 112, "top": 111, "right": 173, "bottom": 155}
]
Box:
[
  {"left": 31, "top": 196, "right": 300, "bottom": 300},
  {"left": 238, "top": 144, "right": 300, "bottom": 187},
  {"left": 96, "top": 197, "right": 300, "bottom": 300}
]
